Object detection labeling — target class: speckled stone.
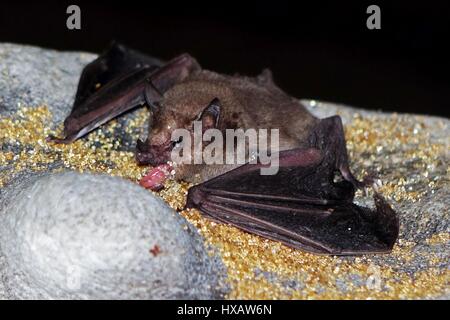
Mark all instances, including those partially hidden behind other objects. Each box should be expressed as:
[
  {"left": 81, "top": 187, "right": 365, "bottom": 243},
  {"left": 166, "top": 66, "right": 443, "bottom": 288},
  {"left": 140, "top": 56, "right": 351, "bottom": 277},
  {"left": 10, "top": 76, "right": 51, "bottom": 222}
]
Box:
[{"left": 0, "top": 171, "right": 225, "bottom": 299}]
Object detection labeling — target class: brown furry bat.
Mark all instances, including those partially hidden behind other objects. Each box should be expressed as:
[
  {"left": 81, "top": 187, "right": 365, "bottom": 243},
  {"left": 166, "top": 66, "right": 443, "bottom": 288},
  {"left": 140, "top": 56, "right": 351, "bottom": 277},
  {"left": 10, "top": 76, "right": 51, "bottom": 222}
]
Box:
[{"left": 48, "top": 43, "right": 399, "bottom": 255}]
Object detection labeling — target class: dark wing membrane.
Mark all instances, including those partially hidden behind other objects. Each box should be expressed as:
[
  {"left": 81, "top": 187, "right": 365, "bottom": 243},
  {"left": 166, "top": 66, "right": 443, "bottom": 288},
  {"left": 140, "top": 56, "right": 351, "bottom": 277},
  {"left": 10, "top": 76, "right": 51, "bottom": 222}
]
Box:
[
  {"left": 187, "top": 148, "right": 399, "bottom": 255},
  {"left": 65, "top": 68, "right": 157, "bottom": 142},
  {"left": 194, "top": 193, "right": 398, "bottom": 255},
  {"left": 49, "top": 48, "right": 200, "bottom": 143},
  {"left": 189, "top": 148, "right": 355, "bottom": 206},
  {"left": 74, "top": 42, "right": 164, "bottom": 109}
]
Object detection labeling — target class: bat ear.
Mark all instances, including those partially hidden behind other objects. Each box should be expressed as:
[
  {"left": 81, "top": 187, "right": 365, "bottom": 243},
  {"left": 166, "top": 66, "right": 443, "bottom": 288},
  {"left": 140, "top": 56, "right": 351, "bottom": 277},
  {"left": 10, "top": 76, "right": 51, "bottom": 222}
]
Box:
[
  {"left": 199, "top": 98, "right": 221, "bottom": 130},
  {"left": 256, "top": 69, "right": 284, "bottom": 94},
  {"left": 257, "top": 68, "right": 274, "bottom": 86}
]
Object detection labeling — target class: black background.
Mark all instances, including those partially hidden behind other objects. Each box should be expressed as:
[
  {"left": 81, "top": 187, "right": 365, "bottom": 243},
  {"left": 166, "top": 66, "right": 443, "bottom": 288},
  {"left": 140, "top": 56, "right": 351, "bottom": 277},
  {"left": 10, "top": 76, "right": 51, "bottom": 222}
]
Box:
[{"left": 1, "top": 0, "right": 449, "bottom": 117}]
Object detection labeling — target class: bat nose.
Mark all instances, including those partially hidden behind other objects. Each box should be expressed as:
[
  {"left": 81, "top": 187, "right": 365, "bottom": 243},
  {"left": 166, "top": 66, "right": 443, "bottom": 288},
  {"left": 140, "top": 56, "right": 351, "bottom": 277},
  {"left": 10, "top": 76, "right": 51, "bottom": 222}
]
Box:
[
  {"left": 136, "top": 150, "right": 163, "bottom": 167},
  {"left": 135, "top": 139, "right": 172, "bottom": 166},
  {"left": 135, "top": 149, "right": 168, "bottom": 167},
  {"left": 136, "top": 139, "right": 148, "bottom": 152},
  {"left": 135, "top": 151, "right": 152, "bottom": 165},
  {"left": 136, "top": 139, "right": 154, "bottom": 165}
]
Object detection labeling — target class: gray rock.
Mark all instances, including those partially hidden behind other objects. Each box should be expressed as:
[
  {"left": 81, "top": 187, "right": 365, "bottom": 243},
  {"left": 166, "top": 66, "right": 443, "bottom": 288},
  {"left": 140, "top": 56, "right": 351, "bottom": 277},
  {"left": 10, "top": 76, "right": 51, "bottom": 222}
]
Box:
[
  {"left": 0, "top": 171, "right": 225, "bottom": 299},
  {"left": 0, "top": 43, "right": 95, "bottom": 124},
  {"left": 0, "top": 43, "right": 148, "bottom": 151}
]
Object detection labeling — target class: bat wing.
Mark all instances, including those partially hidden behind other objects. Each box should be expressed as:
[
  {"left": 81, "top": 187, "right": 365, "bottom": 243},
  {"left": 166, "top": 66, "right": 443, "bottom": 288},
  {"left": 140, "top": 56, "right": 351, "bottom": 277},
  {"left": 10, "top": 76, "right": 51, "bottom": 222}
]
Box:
[
  {"left": 186, "top": 148, "right": 399, "bottom": 255},
  {"left": 49, "top": 44, "right": 200, "bottom": 143}
]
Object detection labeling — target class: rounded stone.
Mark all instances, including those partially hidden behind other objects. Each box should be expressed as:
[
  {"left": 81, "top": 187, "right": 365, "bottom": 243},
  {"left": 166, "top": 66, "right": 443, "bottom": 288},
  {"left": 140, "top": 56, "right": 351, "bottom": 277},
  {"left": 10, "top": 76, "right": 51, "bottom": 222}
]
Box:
[{"left": 0, "top": 171, "right": 225, "bottom": 299}]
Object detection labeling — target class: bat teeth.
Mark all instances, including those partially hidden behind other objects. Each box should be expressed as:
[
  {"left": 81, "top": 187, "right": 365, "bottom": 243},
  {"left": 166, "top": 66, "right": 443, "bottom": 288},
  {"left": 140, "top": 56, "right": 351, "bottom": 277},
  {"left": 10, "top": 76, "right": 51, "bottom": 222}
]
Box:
[{"left": 364, "top": 187, "right": 370, "bottom": 197}]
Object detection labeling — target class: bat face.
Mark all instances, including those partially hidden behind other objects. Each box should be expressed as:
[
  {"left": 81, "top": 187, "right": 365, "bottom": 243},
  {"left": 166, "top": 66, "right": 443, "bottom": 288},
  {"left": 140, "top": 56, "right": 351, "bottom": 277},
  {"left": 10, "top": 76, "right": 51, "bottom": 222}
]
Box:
[
  {"left": 136, "top": 90, "right": 211, "bottom": 167},
  {"left": 135, "top": 110, "right": 180, "bottom": 167},
  {"left": 136, "top": 74, "right": 245, "bottom": 173}
]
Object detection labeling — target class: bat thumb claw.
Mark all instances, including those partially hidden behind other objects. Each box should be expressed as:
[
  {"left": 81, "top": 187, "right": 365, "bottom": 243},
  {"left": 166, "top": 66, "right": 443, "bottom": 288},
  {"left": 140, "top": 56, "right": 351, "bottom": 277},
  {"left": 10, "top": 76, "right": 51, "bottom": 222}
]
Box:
[{"left": 364, "top": 187, "right": 370, "bottom": 197}]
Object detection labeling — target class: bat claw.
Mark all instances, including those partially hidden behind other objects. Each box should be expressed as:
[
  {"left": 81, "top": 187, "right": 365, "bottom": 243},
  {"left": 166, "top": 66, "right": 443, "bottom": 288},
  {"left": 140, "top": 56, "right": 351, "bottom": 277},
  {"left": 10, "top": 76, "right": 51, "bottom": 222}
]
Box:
[
  {"left": 362, "top": 177, "right": 382, "bottom": 195},
  {"left": 371, "top": 184, "right": 379, "bottom": 193},
  {"left": 372, "top": 178, "right": 383, "bottom": 192},
  {"left": 360, "top": 172, "right": 381, "bottom": 188}
]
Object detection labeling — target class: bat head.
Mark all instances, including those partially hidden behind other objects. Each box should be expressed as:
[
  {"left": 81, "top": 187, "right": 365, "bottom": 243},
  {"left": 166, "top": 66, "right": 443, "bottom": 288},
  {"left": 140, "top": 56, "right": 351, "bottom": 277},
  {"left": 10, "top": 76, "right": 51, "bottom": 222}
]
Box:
[{"left": 135, "top": 90, "right": 222, "bottom": 167}]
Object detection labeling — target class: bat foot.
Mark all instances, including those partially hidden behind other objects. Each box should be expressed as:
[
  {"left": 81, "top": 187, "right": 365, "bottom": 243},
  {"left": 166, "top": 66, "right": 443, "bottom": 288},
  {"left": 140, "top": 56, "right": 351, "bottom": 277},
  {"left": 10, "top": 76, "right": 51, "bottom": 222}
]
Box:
[{"left": 362, "top": 176, "right": 382, "bottom": 196}]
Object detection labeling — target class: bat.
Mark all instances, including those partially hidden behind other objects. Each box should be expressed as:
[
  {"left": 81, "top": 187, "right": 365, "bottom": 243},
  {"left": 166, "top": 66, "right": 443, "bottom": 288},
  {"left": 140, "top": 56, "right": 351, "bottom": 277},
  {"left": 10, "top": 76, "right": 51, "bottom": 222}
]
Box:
[{"left": 48, "top": 43, "right": 399, "bottom": 255}]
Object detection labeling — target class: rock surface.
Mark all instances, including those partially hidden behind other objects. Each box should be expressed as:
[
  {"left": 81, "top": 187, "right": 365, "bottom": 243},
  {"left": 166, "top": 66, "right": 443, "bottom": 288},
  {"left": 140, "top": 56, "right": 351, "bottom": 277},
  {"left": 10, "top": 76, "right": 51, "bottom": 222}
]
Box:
[
  {"left": 0, "top": 43, "right": 448, "bottom": 299},
  {"left": 0, "top": 43, "right": 95, "bottom": 124},
  {"left": 0, "top": 172, "right": 225, "bottom": 299}
]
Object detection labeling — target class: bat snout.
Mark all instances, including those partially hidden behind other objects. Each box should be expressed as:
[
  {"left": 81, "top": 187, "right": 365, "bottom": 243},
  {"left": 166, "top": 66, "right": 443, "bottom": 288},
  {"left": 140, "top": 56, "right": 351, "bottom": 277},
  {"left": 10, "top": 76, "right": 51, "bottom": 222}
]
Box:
[
  {"left": 135, "top": 139, "right": 171, "bottom": 166},
  {"left": 135, "top": 150, "right": 168, "bottom": 167},
  {"left": 136, "top": 151, "right": 154, "bottom": 166}
]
